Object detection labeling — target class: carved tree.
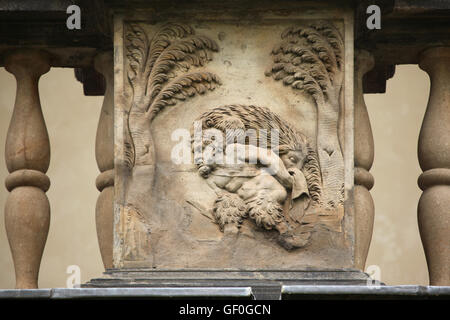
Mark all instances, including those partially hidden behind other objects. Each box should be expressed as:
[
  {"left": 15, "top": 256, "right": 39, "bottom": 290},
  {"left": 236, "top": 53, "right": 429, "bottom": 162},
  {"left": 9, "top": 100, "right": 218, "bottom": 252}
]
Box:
[
  {"left": 266, "top": 21, "right": 344, "bottom": 208},
  {"left": 124, "top": 23, "right": 221, "bottom": 170},
  {"left": 118, "top": 23, "right": 221, "bottom": 262}
]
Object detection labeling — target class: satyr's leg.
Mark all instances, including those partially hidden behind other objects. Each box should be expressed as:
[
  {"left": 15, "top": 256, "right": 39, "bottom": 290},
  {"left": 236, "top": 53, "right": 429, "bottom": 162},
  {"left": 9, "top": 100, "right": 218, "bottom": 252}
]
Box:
[{"left": 213, "top": 192, "right": 248, "bottom": 234}]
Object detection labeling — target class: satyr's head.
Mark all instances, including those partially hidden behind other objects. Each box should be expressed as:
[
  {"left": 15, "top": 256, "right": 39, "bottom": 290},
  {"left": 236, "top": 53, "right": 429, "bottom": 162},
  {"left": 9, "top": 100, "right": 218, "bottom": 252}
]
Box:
[
  {"left": 277, "top": 143, "right": 307, "bottom": 171},
  {"left": 280, "top": 150, "right": 306, "bottom": 171},
  {"left": 275, "top": 141, "right": 321, "bottom": 204}
]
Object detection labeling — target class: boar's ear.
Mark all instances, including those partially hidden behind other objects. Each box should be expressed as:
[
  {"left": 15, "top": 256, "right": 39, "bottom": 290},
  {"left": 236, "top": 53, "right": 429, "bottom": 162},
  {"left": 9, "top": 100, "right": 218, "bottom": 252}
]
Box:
[
  {"left": 291, "top": 167, "right": 310, "bottom": 200},
  {"left": 287, "top": 168, "right": 311, "bottom": 223}
]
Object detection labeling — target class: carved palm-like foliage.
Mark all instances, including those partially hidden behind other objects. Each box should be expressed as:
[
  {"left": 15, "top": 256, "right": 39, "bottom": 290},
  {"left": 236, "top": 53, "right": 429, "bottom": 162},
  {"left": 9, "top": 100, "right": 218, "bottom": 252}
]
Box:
[
  {"left": 124, "top": 23, "right": 221, "bottom": 168},
  {"left": 266, "top": 21, "right": 345, "bottom": 208},
  {"left": 266, "top": 21, "right": 343, "bottom": 108}
]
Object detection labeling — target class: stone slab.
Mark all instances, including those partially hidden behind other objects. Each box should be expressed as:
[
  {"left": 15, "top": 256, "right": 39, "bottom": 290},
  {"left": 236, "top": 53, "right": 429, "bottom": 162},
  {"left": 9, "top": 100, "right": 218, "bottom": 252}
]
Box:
[
  {"left": 0, "top": 289, "right": 52, "bottom": 299},
  {"left": 52, "top": 287, "right": 253, "bottom": 299},
  {"left": 0, "top": 287, "right": 252, "bottom": 299},
  {"left": 83, "top": 269, "right": 371, "bottom": 299},
  {"left": 282, "top": 285, "right": 450, "bottom": 300},
  {"left": 1, "top": 286, "right": 449, "bottom": 300},
  {"left": 113, "top": 0, "right": 356, "bottom": 273}
]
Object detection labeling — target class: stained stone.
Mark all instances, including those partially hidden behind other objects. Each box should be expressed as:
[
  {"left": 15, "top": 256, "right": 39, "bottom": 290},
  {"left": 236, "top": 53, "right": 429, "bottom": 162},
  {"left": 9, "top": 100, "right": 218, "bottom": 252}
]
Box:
[
  {"left": 111, "top": 1, "right": 356, "bottom": 273},
  {"left": 1, "top": 286, "right": 449, "bottom": 300}
]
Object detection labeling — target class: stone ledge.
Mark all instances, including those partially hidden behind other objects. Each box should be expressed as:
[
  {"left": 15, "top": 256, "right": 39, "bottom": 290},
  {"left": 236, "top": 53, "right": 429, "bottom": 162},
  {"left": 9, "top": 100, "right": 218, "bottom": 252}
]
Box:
[
  {"left": 282, "top": 285, "right": 450, "bottom": 300},
  {"left": 83, "top": 269, "right": 372, "bottom": 299},
  {"left": 0, "top": 289, "right": 52, "bottom": 299},
  {"left": 1, "top": 286, "right": 449, "bottom": 300},
  {"left": 0, "top": 287, "right": 253, "bottom": 299}
]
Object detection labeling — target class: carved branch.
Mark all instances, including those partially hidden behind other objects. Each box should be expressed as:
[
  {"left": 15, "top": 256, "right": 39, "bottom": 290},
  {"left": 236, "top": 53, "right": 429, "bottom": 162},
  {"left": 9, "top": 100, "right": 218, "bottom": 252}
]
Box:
[{"left": 148, "top": 72, "right": 221, "bottom": 120}]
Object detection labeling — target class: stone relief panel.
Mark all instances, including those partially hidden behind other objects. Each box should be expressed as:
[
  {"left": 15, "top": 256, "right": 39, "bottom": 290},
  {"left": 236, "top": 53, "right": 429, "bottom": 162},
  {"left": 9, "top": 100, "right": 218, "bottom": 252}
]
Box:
[{"left": 115, "top": 19, "right": 352, "bottom": 269}]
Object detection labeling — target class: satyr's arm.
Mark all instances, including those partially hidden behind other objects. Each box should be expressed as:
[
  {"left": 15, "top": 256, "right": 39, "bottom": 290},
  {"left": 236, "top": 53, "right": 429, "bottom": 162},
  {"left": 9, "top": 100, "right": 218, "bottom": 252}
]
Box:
[{"left": 226, "top": 143, "right": 293, "bottom": 189}]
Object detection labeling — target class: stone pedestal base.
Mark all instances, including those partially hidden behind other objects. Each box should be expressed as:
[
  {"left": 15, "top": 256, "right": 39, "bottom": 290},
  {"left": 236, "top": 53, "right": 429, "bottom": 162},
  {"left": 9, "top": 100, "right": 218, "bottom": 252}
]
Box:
[{"left": 84, "top": 269, "right": 372, "bottom": 299}]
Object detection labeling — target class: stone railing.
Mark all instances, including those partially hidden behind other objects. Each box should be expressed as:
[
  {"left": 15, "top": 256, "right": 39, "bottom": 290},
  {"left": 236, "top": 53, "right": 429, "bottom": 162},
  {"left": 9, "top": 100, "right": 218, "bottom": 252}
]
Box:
[
  {"left": 0, "top": 1, "right": 112, "bottom": 288},
  {"left": 2, "top": 48, "right": 114, "bottom": 288},
  {"left": 0, "top": 0, "right": 448, "bottom": 289}
]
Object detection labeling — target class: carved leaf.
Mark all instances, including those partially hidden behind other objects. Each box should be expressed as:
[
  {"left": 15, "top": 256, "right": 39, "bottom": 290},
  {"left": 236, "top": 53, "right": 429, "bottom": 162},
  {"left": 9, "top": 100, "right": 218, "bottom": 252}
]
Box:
[
  {"left": 124, "top": 23, "right": 150, "bottom": 169},
  {"left": 147, "top": 23, "right": 195, "bottom": 75},
  {"left": 125, "top": 23, "right": 149, "bottom": 88},
  {"left": 146, "top": 35, "right": 219, "bottom": 106},
  {"left": 123, "top": 122, "right": 136, "bottom": 169},
  {"left": 266, "top": 21, "right": 344, "bottom": 105},
  {"left": 123, "top": 22, "right": 221, "bottom": 168},
  {"left": 125, "top": 22, "right": 220, "bottom": 114},
  {"left": 148, "top": 72, "right": 222, "bottom": 120},
  {"left": 309, "top": 21, "right": 344, "bottom": 70}
]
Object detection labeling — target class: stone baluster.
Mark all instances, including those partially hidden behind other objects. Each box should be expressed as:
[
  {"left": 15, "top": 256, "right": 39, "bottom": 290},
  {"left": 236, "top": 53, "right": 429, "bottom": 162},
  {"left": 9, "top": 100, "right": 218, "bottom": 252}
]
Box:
[
  {"left": 94, "top": 52, "right": 114, "bottom": 269},
  {"left": 4, "top": 49, "right": 51, "bottom": 289},
  {"left": 418, "top": 47, "right": 450, "bottom": 286},
  {"left": 354, "top": 50, "right": 375, "bottom": 271}
]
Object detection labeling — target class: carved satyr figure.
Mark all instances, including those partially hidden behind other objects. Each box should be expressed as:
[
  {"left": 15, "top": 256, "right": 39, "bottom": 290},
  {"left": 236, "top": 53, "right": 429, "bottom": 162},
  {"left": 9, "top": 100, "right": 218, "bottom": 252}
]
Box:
[
  {"left": 190, "top": 20, "right": 345, "bottom": 250},
  {"left": 192, "top": 105, "right": 322, "bottom": 250},
  {"left": 123, "top": 21, "right": 345, "bottom": 255}
]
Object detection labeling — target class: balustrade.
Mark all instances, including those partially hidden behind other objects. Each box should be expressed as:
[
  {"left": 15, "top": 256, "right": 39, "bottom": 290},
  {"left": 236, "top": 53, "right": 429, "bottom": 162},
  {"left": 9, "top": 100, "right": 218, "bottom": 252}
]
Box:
[
  {"left": 4, "top": 49, "right": 51, "bottom": 289},
  {"left": 94, "top": 52, "right": 114, "bottom": 270},
  {"left": 418, "top": 47, "right": 450, "bottom": 286},
  {"left": 354, "top": 50, "right": 375, "bottom": 271},
  {"left": 0, "top": 1, "right": 449, "bottom": 290}
]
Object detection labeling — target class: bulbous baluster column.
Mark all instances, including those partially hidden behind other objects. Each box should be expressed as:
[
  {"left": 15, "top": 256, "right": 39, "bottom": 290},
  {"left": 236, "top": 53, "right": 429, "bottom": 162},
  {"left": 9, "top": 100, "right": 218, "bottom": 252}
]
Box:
[
  {"left": 418, "top": 47, "right": 450, "bottom": 286},
  {"left": 354, "top": 50, "right": 375, "bottom": 270},
  {"left": 4, "top": 49, "right": 51, "bottom": 289},
  {"left": 94, "top": 52, "right": 114, "bottom": 269}
]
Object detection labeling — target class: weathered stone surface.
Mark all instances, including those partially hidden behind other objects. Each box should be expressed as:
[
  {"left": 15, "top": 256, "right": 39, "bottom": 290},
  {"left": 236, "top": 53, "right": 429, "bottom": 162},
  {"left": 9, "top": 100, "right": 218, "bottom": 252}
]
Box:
[
  {"left": 112, "top": 3, "right": 355, "bottom": 272},
  {"left": 94, "top": 51, "right": 115, "bottom": 270},
  {"left": 1, "top": 285, "right": 449, "bottom": 300},
  {"left": 0, "top": 287, "right": 252, "bottom": 299},
  {"left": 4, "top": 49, "right": 51, "bottom": 289},
  {"left": 0, "top": 289, "right": 51, "bottom": 299},
  {"left": 354, "top": 50, "right": 375, "bottom": 271},
  {"left": 282, "top": 285, "right": 450, "bottom": 300},
  {"left": 52, "top": 287, "right": 253, "bottom": 299},
  {"left": 418, "top": 47, "right": 450, "bottom": 286},
  {"left": 84, "top": 269, "right": 370, "bottom": 299}
]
